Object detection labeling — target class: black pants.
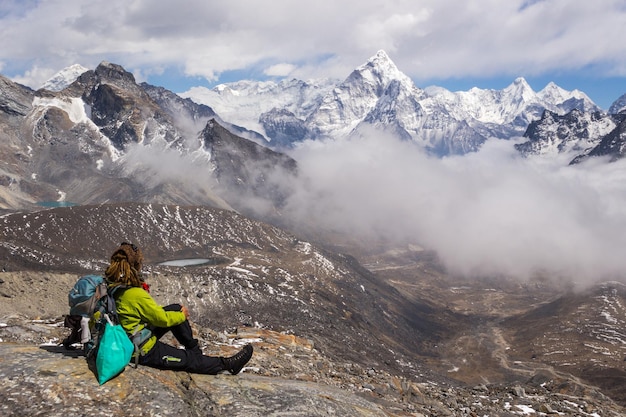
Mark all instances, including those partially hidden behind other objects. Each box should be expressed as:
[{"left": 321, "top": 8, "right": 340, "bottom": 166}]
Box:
[{"left": 139, "top": 304, "right": 224, "bottom": 374}]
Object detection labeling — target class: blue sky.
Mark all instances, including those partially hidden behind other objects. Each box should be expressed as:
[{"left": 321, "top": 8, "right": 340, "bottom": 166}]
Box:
[{"left": 1, "top": 0, "right": 625, "bottom": 109}]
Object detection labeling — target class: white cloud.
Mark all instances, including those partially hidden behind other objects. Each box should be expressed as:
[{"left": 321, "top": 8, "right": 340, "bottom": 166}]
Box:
[
  {"left": 9, "top": 65, "right": 56, "bottom": 88},
  {"left": 282, "top": 129, "right": 626, "bottom": 286},
  {"left": 264, "top": 63, "right": 297, "bottom": 77},
  {"left": 1, "top": 0, "right": 625, "bottom": 89}
]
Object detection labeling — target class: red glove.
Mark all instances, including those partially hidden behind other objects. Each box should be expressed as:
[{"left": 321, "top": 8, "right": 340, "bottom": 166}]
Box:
[{"left": 142, "top": 282, "right": 150, "bottom": 293}]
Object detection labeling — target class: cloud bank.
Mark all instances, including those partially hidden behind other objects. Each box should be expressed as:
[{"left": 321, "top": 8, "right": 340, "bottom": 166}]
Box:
[
  {"left": 281, "top": 129, "right": 626, "bottom": 285},
  {"left": 1, "top": 0, "right": 625, "bottom": 99}
]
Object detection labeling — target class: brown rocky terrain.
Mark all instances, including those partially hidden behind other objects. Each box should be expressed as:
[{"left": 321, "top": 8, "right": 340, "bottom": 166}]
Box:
[
  {"left": 361, "top": 245, "right": 626, "bottom": 412},
  {"left": 1, "top": 203, "right": 625, "bottom": 415}
]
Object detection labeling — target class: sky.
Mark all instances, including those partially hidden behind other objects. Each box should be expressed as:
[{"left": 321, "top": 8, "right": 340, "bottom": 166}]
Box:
[{"left": 1, "top": 0, "right": 626, "bottom": 109}]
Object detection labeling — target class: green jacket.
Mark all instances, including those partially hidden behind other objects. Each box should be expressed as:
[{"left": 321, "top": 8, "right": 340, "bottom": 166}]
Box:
[{"left": 113, "top": 286, "right": 186, "bottom": 355}]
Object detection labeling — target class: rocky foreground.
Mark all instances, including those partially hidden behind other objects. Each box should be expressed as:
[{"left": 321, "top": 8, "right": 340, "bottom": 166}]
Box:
[
  {"left": 1, "top": 328, "right": 623, "bottom": 417},
  {"left": 0, "top": 290, "right": 623, "bottom": 416}
]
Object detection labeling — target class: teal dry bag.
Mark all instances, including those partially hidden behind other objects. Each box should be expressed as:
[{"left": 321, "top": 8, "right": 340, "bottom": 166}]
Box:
[{"left": 95, "top": 314, "right": 134, "bottom": 385}]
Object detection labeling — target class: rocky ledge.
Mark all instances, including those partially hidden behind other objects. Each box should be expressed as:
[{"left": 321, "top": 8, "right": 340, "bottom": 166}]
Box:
[{"left": 1, "top": 324, "right": 624, "bottom": 416}]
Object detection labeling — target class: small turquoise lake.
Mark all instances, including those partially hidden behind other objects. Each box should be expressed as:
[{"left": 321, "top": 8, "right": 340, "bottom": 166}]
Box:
[{"left": 37, "top": 201, "right": 78, "bottom": 208}]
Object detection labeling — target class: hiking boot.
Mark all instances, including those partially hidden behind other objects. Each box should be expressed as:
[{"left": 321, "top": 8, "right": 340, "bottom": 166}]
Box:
[
  {"left": 221, "top": 344, "right": 253, "bottom": 375},
  {"left": 61, "top": 337, "right": 76, "bottom": 350}
]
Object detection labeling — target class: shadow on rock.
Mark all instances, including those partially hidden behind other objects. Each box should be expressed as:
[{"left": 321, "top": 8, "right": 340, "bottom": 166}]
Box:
[{"left": 39, "top": 344, "right": 86, "bottom": 358}]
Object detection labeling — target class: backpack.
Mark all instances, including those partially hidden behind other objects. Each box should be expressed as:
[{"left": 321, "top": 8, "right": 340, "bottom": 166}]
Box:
[
  {"left": 66, "top": 275, "right": 112, "bottom": 356},
  {"left": 64, "top": 275, "right": 134, "bottom": 384}
]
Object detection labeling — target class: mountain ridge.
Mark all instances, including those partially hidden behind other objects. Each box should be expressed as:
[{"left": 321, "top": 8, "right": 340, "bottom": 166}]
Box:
[
  {"left": 0, "top": 61, "right": 296, "bottom": 214},
  {"left": 36, "top": 52, "right": 621, "bottom": 162},
  {"left": 180, "top": 50, "right": 604, "bottom": 156},
  {"left": 517, "top": 109, "right": 626, "bottom": 163}
]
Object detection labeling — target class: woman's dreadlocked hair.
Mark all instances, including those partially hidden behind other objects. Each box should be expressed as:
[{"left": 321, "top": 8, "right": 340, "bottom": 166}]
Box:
[{"left": 105, "top": 242, "right": 144, "bottom": 288}]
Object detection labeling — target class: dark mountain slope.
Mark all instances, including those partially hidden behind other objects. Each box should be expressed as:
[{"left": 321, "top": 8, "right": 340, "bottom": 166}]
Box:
[
  {"left": 502, "top": 282, "right": 626, "bottom": 406},
  {"left": 0, "top": 202, "right": 466, "bottom": 375},
  {"left": 200, "top": 120, "right": 297, "bottom": 217},
  {"left": 0, "top": 62, "right": 296, "bottom": 214}
]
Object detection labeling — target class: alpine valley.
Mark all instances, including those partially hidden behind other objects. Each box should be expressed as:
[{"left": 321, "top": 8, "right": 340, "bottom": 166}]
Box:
[{"left": 1, "top": 51, "right": 626, "bottom": 416}]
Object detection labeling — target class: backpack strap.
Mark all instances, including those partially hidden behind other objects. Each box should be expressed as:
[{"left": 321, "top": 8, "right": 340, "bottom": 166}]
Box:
[
  {"left": 130, "top": 326, "right": 153, "bottom": 368},
  {"left": 105, "top": 284, "right": 130, "bottom": 324}
]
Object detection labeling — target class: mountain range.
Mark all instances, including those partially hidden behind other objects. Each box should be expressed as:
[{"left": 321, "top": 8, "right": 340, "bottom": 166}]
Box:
[
  {"left": 0, "top": 61, "right": 296, "bottom": 216},
  {"left": 4, "top": 49, "right": 624, "bottom": 215},
  {"left": 26, "top": 50, "right": 626, "bottom": 170},
  {"left": 182, "top": 50, "right": 626, "bottom": 161}
]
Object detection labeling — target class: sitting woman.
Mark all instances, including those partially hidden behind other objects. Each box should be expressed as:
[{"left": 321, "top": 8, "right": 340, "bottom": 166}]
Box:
[{"left": 104, "top": 242, "right": 253, "bottom": 375}]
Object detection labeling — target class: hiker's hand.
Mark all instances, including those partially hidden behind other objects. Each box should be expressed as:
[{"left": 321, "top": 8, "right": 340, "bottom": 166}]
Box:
[{"left": 181, "top": 305, "right": 190, "bottom": 319}]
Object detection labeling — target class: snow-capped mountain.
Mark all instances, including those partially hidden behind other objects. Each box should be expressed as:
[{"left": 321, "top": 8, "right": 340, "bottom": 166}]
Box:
[
  {"left": 40, "top": 63, "right": 89, "bottom": 92},
  {"left": 537, "top": 81, "right": 599, "bottom": 114},
  {"left": 609, "top": 92, "right": 626, "bottom": 114},
  {"left": 516, "top": 110, "right": 615, "bottom": 158},
  {"left": 306, "top": 50, "right": 425, "bottom": 139},
  {"left": 3, "top": 60, "right": 626, "bottom": 415},
  {"left": 571, "top": 112, "right": 626, "bottom": 164},
  {"left": 182, "top": 78, "right": 337, "bottom": 139},
  {"left": 0, "top": 62, "right": 296, "bottom": 214},
  {"left": 182, "top": 50, "right": 601, "bottom": 156},
  {"left": 516, "top": 109, "right": 626, "bottom": 164}
]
